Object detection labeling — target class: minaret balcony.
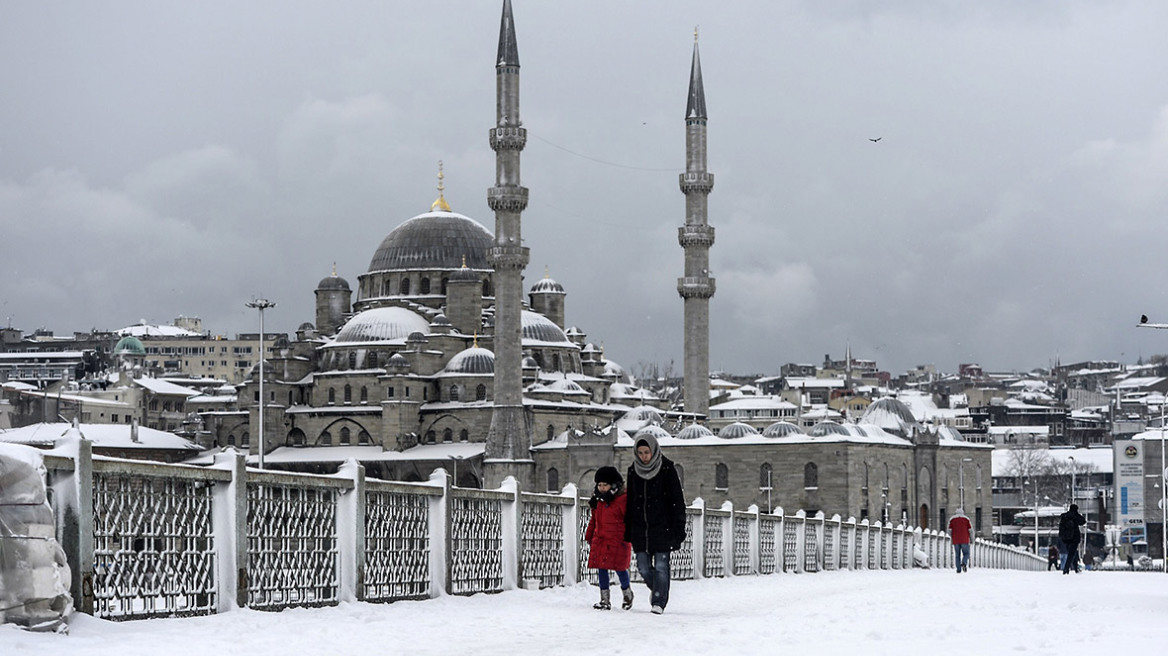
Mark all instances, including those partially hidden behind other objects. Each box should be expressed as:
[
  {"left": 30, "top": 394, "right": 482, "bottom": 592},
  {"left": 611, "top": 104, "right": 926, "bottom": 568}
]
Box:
[
  {"left": 677, "top": 276, "right": 716, "bottom": 299},
  {"left": 487, "top": 186, "right": 529, "bottom": 212},
  {"left": 489, "top": 245, "right": 530, "bottom": 269},
  {"left": 679, "top": 171, "right": 714, "bottom": 194},
  {"left": 490, "top": 126, "right": 527, "bottom": 151},
  {"left": 678, "top": 224, "right": 715, "bottom": 247}
]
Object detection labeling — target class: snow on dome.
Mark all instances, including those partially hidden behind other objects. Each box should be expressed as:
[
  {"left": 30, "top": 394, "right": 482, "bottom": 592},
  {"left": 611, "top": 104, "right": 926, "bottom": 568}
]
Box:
[
  {"left": 859, "top": 397, "right": 920, "bottom": 437},
  {"left": 444, "top": 347, "right": 494, "bottom": 375},
  {"left": 333, "top": 307, "right": 431, "bottom": 343},
  {"left": 546, "top": 378, "right": 586, "bottom": 394},
  {"left": 718, "top": 422, "right": 759, "bottom": 439},
  {"left": 633, "top": 425, "right": 672, "bottom": 443},
  {"left": 113, "top": 335, "right": 146, "bottom": 356},
  {"left": 603, "top": 359, "right": 630, "bottom": 384},
  {"left": 430, "top": 314, "right": 452, "bottom": 327},
  {"left": 387, "top": 353, "right": 410, "bottom": 368},
  {"left": 624, "top": 406, "right": 664, "bottom": 425},
  {"left": 809, "top": 421, "right": 849, "bottom": 437},
  {"left": 937, "top": 425, "right": 966, "bottom": 442},
  {"left": 317, "top": 274, "right": 350, "bottom": 291},
  {"left": 521, "top": 310, "right": 570, "bottom": 344},
  {"left": 762, "top": 421, "right": 802, "bottom": 438},
  {"left": 676, "top": 423, "right": 714, "bottom": 440},
  {"left": 367, "top": 211, "right": 493, "bottom": 272},
  {"left": 530, "top": 276, "right": 565, "bottom": 294}
]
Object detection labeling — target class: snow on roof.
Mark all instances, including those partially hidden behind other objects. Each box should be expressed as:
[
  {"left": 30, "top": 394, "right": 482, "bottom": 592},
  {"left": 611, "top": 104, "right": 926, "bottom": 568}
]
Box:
[
  {"left": 1110, "top": 376, "right": 1166, "bottom": 390},
  {"left": 117, "top": 323, "right": 201, "bottom": 337},
  {"left": 784, "top": 377, "right": 845, "bottom": 389},
  {"left": 133, "top": 377, "right": 200, "bottom": 396},
  {"left": 247, "top": 442, "right": 484, "bottom": 465},
  {"left": 0, "top": 422, "right": 200, "bottom": 451},
  {"left": 709, "top": 396, "right": 798, "bottom": 411},
  {"left": 987, "top": 426, "right": 1049, "bottom": 435}
]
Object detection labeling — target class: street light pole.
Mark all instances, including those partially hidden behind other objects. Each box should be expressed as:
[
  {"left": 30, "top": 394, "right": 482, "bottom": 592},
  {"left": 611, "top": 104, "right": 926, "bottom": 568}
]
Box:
[
  {"left": 246, "top": 298, "right": 275, "bottom": 470},
  {"left": 959, "top": 457, "right": 973, "bottom": 510}
]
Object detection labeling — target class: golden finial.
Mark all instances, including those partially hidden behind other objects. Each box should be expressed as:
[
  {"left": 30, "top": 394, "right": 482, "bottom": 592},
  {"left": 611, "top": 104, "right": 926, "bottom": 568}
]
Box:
[
  {"left": 331, "top": 261, "right": 337, "bottom": 277},
  {"left": 694, "top": 25, "right": 699, "bottom": 43},
  {"left": 461, "top": 255, "right": 468, "bottom": 268},
  {"left": 473, "top": 333, "right": 479, "bottom": 348},
  {"left": 544, "top": 265, "right": 550, "bottom": 279},
  {"left": 431, "top": 160, "right": 452, "bottom": 212}
]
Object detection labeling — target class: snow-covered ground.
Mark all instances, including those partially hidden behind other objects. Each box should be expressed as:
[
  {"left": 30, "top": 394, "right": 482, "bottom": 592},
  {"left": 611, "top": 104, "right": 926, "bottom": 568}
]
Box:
[{"left": 2, "top": 569, "right": 1165, "bottom": 655}]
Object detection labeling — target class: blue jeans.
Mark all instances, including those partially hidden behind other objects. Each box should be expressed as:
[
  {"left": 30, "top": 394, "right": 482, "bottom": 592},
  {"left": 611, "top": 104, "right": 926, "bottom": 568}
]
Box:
[
  {"left": 635, "top": 551, "right": 671, "bottom": 609},
  {"left": 1062, "top": 541, "right": 1079, "bottom": 574},
  {"left": 953, "top": 543, "right": 970, "bottom": 572},
  {"left": 597, "top": 568, "right": 630, "bottom": 589}
]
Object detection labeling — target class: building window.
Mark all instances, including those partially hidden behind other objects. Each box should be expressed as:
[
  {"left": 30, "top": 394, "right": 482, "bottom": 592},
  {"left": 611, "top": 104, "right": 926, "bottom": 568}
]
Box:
[
  {"left": 359, "top": 430, "right": 371, "bottom": 445},
  {"left": 340, "top": 427, "right": 351, "bottom": 445},
  {"left": 476, "top": 384, "right": 487, "bottom": 401},
  {"left": 320, "top": 431, "right": 332, "bottom": 446},
  {"left": 715, "top": 463, "right": 729, "bottom": 490},
  {"left": 443, "top": 428, "right": 453, "bottom": 443},
  {"left": 400, "top": 278, "right": 411, "bottom": 295},
  {"left": 426, "top": 430, "right": 435, "bottom": 444},
  {"left": 388, "top": 387, "right": 395, "bottom": 398},
  {"left": 760, "top": 463, "right": 773, "bottom": 489},
  {"left": 328, "top": 388, "right": 336, "bottom": 404},
  {"left": 459, "top": 429, "right": 468, "bottom": 442},
  {"left": 450, "top": 385, "right": 460, "bottom": 402},
  {"left": 344, "top": 385, "right": 352, "bottom": 403},
  {"left": 547, "top": 467, "right": 559, "bottom": 492},
  {"left": 420, "top": 277, "right": 431, "bottom": 294},
  {"left": 360, "top": 386, "right": 368, "bottom": 403},
  {"left": 804, "top": 462, "right": 818, "bottom": 489}
]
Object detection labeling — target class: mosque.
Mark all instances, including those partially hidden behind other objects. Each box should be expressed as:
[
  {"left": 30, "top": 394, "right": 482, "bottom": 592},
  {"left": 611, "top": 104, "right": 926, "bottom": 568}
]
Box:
[{"left": 198, "top": 0, "right": 990, "bottom": 533}]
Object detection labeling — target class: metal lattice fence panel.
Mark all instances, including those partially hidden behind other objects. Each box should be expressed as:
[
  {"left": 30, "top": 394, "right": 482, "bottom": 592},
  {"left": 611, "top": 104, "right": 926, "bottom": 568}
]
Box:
[
  {"left": 91, "top": 471, "right": 217, "bottom": 620},
  {"left": 823, "top": 522, "right": 836, "bottom": 571},
  {"left": 669, "top": 512, "right": 698, "bottom": 581},
  {"left": 891, "top": 531, "right": 900, "bottom": 569},
  {"left": 782, "top": 519, "right": 799, "bottom": 572},
  {"left": 703, "top": 512, "right": 725, "bottom": 578},
  {"left": 867, "top": 527, "right": 878, "bottom": 569},
  {"left": 759, "top": 516, "right": 778, "bottom": 575},
  {"left": 881, "top": 529, "right": 891, "bottom": 569},
  {"left": 520, "top": 499, "right": 565, "bottom": 588},
  {"left": 246, "top": 482, "right": 339, "bottom": 610},
  {"left": 803, "top": 520, "right": 819, "bottom": 573},
  {"left": 732, "top": 515, "right": 752, "bottom": 575},
  {"left": 363, "top": 489, "right": 430, "bottom": 602},
  {"left": 839, "top": 524, "right": 851, "bottom": 570},
  {"left": 449, "top": 493, "right": 504, "bottom": 595}
]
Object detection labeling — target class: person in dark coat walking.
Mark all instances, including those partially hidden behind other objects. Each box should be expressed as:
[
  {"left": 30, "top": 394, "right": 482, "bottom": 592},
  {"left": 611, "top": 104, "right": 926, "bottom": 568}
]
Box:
[
  {"left": 585, "top": 466, "right": 633, "bottom": 610},
  {"left": 1058, "top": 503, "right": 1086, "bottom": 575},
  {"left": 1047, "top": 543, "right": 1060, "bottom": 571},
  {"left": 624, "top": 433, "right": 686, "bottom": 615}
]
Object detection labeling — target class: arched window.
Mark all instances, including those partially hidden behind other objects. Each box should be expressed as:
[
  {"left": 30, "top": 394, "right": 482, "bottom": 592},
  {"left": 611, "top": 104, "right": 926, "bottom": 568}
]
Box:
[
  {"left": 450, "top": 385, "right": 460, "bottom": 402},
  {"left": 241, "top": 432, "right": 249, "bottom": 446},
  {"left": 547, "top": 467, "right": 559, "bottom": 492},
  {"left": 227, "top": 434, "right": 236, "bottom": 446},
  {"left": 360, "top": 386, "right": 368, "bottom": 402},
  {"left": 425, "top": 430, "right": 436, "bottom": 444},
  {"left": 320, "top": 431, "right": 332, "bottom": 446},
  {"left": 976, "top": 465, "right": 983, "bottom": 490},
  {"left": 715, "top": 463, "right": 729, "bottom": 490},
  {"left": 288, "top": 390, "right": 294, "bottom": 406},
  {"left": 760, "top": 463, "right": 773, "bottom": 489},
  {"left": 288, "top": 428, "right": 304, "bottom": 447},
  {"left": 420, "top": 277, "right": 431, "bottom": 294},
  {"left": 547, "top": 424, "right": 555, "bottom": 440},
  {"left": 340, "top": 427, "right": 351, "bottom": 445},
  {"left": 804, "top": 462, "right": 818, "bottom": 489},
  {"left": 459, "top": 429, "right": 468, "bottom": 442},
  {"left": 348, "top": 352, "right": 357, "bottom": 369},
  {"left": 443, "top": 428, "right": 453, "bottom": 443},
  {"left": 328, "top": 388, "right": 336, "bottom": 404},
  {"left": 476, "top": 384, "right": 487, "bottom": 401},
  {"left": 344, "top": 385, "right": 352, "bottom": 403},
  {"left": 358, "top": 430, "right": 371, "bottom": 445},
  {"left": 400, "top": 278, "right": 411, "bottom": 295}
]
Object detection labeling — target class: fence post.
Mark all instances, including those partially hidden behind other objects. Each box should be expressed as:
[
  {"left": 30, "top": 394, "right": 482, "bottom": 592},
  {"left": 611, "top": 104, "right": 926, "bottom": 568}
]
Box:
[
  {"left": 720, "top": 501, "right": 734, "bottom": 578},
  {"left": 794, "top": 510, "right": 807, "bottom": 573},
  {"left": 336, "top": 459, "right": 365, "bottom": 602},
  {"left": 691, "top": 497, "right": 706, "bottom": 580},
  {"left": 211, "top": 451, "right": 247, "bottom": 611},
  {"left": 773, "top": 506, "right": 785, "bottom": 574},
  {"left": 430, "top": 468, "right": 451, "bottom": 597},
  {"left": 747, "top": 504, "right": 761, "bottom": 576},
  {"left": 500, "top": 476, "right": 521, "bottom": 591},
  {"left": 54, "top": 437, "right": 94, "bottom": 615},
  {"left": 560, "top": 483, "right": 579, "bottom": 585}
]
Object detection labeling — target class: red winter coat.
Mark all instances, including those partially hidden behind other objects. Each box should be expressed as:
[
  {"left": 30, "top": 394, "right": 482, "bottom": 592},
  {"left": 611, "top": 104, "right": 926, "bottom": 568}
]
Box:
[
  {"left": 586, "top": 492, "right": 633, "bottom": 570},
  {"left": 949, "top": 514, "right": 972, "bottom": 544}
]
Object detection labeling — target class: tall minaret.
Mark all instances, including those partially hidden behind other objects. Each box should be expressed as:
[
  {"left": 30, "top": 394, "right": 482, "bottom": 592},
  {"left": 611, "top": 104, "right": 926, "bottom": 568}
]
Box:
[
  {"left": 484, "top": 0, "right": 535, "bottom": 489},
  {"left": 678, "top": 29, "right": 715, "bottom": 418}
]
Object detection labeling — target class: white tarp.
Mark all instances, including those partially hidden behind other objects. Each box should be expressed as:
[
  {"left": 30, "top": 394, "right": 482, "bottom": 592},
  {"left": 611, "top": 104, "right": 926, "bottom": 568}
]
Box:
[{"left": 0, "top": 443, "right": 72, "bottom": 632}]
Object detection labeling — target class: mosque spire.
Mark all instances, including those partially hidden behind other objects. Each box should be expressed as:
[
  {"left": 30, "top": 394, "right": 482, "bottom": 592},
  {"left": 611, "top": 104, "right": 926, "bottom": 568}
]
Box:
[
  {"left": 497, "top": 0, "right": 520, "bottom": 67},
  {"left": 431, "top": 160, "right": 452, "bottom": 212},
  {"left": 686, "top": 27, "right": 707, "bottom": 120}
]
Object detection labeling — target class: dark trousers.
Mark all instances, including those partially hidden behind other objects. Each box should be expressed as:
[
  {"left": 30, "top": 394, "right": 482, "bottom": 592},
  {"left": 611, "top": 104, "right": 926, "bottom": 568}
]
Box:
[{"left": 1061, "top": 540, "right": 1080, "bottom": 574}]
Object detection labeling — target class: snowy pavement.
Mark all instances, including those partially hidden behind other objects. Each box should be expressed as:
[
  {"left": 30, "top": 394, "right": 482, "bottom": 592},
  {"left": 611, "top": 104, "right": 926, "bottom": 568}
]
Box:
[{"left": 2, "top": 568, "right": 1165, "bottom": 656}]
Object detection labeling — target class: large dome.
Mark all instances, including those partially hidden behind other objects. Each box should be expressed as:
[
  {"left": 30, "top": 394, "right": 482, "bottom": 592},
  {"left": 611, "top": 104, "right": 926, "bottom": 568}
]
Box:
[
  {"left": 334, "top": 307, "right": 431, "bottom": 343},
  {"left": 367, "top": 211, "right": 493, "bottom": 272},
  {"left": 860, "top": 397, "right": 920, "bottom": 437},
  {"left": 444, "top": 347, "right": 495, "bottom": 375},
  {"left": 522, "top": 310, "right": 570, "bottom": 344}
]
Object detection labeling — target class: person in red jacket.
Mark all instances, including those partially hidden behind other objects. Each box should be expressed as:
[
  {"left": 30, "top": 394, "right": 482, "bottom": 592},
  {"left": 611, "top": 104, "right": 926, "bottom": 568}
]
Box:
[
  {"left": 585, "top": 466, "right": 634, "bottom": 610},
  {"left": 948, "top": 507, "right": 973, "bottom": 573}
]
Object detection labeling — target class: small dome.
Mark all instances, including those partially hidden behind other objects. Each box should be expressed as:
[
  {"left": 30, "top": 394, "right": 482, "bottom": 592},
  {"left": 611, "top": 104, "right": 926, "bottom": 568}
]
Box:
[
  {"left": 809, "top": 421, "right": 849, "bottom": 437},
  {"left": 624, "top": 405, "right": 664, "bottom": 425},
  {"left": 676, "top": 423, "right": 714, "bottom": 440},
  {"left": 317, "top": 274, "right": 350, "bottom": 291},
  {"left": 718, "top": 422, "right": 759, "bottom": 439},
  {"left": 368, "top": 211, "right": 493, "bottom": 272},
  {"left": 762, "top": 421, "right": 803, "bottom": 438},
  {"left": 522, "top": 311, "right": 570, "bottom": 344},
  {"left": 522, "top": 355, "right": 539, "bottom": 369},
  {"left": 334, "top": 307, "right": 431, "bottom": 343},
  {"left": 387, "top": 353, "right": 410, "bottom": 369},
  {"left": 431, "top": 314, "right": 451, "bottom": 326},
  {"left": 445, "top": 347, "right": 495, "bottom": 375},
  {"left": 113, "top": 336, "right": 145, "bottom": 356},
  {"left": 860, "top": 397, "right": 920, "bottom": 437},
  {"left": 449, "top": 264, "right": 481, "bottom": 283},
  {"left": 298, "top": 322, "right": 315, "bottom": 331},
  {"left": 531, "top": 276, "right": 565, "bottom": 294},
  {"left": 633, "top": 425, "right": 672, "bottom": 442}
]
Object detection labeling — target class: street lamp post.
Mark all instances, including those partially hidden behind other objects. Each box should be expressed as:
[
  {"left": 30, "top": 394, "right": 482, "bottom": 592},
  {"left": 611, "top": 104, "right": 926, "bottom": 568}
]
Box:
[
  {"left": 246, "top": 298, "right": 275, "bottom": 469},
  {"left": 959, "top": 457, "right": 973, "bottom": 510}
]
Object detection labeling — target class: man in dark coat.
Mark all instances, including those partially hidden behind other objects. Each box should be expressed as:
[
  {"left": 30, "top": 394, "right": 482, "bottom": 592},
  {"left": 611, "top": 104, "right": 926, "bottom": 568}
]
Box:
[
  {"left": 1058, "top": 503, "right": 1086, "bottom": 575},
  {"left": 624, "top": 433, "right": 686, "bottom": 615}
]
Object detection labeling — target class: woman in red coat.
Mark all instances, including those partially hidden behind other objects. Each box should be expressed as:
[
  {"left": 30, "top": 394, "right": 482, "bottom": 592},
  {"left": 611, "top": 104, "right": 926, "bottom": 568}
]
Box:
[{"left": 585, "top": 466, "right": 634, "bottom": 610}]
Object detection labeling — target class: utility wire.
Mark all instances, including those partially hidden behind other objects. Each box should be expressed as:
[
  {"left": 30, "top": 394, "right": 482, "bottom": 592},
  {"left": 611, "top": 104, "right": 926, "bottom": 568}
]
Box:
[{"left": 529, "top": 132, "right": 675, "bottom": 172}]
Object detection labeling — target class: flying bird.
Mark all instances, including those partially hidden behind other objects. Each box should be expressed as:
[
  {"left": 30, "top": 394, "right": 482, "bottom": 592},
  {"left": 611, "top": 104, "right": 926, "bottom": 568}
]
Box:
[{"left": 869, "top": 137, "right": 882, "bottom": 143}]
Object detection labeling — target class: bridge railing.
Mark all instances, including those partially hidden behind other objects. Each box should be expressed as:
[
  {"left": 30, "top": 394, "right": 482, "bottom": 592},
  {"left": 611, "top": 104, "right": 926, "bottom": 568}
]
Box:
[{"left": 40, "top": 440, "right": 1045, "bottom": 623}]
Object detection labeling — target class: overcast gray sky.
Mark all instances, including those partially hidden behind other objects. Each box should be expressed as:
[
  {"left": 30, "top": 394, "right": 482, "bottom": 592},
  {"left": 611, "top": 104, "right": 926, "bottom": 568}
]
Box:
[{"left": 3, "top": 1, "right": 1168, "bottom": 377}]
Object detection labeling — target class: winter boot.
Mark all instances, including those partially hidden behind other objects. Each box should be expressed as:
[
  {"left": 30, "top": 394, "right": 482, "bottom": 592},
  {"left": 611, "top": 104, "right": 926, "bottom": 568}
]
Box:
[
  {"left": 593, "top": 588, "right": 611, "bottom": 610},
  {"left": 621, "top": 586, "right": 634, "bottom": 610}
]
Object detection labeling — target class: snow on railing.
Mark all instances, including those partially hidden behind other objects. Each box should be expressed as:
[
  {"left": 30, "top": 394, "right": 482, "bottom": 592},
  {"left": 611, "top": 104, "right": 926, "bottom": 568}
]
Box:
[{"left": 37, "top": 441, "right": 1046, "bottom": 623}]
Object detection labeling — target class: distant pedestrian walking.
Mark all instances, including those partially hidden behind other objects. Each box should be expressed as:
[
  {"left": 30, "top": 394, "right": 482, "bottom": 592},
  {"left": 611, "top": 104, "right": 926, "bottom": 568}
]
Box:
[
  {"left": 1058, "top": 504, "right": 1086, "bottom": 575},
  {"left": 624, "top": 433, "right": 686, "bottom": 615},
  {"left": 948, "top": 508, "right": 972, "bottom": 573},
  {"left": 1047, "top": 544, "right": 1060, "bottom": 571}
]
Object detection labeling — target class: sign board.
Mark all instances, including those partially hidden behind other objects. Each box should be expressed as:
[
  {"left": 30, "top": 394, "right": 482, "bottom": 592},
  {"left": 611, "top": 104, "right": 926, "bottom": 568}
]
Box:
[{"left": 1114, "top": 439, "right": 1145, "bottom": 543}]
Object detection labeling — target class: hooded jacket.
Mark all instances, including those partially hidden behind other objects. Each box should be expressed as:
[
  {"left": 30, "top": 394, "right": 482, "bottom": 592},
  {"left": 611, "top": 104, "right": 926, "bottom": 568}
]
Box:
[{"left": 624, "top": 435, "right": 687, "bottom": 553}]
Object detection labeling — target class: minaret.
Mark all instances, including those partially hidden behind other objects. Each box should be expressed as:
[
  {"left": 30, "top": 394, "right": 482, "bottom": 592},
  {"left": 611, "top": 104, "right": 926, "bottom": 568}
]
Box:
[
  {"left": 484, "top": 0, "right": 534, "bottom": 489},
  {"left": 678, "top": 29, "right": 715, "bottom": 418}
]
